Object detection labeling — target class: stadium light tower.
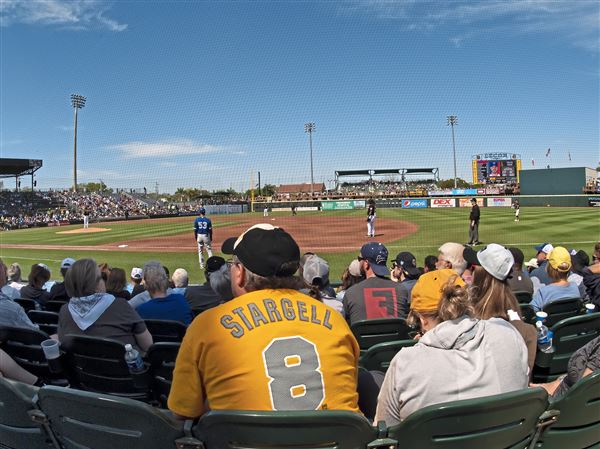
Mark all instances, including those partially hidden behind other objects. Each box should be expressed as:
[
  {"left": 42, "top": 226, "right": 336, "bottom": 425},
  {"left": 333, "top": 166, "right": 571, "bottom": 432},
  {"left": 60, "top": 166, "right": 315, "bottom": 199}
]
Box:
[
  {"left": 71, "top": 94, "right": 86, "bottom": 192},
  {"left": 304, "top": 122, "right": 316, "bottom": 196},
  {"left": 447, "top": 115, "right": 458, "bottom": 189}
]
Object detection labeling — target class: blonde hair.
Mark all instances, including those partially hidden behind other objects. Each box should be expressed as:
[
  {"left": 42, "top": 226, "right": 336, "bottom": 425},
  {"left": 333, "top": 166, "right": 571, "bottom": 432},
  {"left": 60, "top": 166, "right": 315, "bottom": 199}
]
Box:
[
  {"left": 470, "top": 266, "right": 520, "bottom": 320},
  {"left": 547, "top": 263, "right": 569, "bottom": 282}
]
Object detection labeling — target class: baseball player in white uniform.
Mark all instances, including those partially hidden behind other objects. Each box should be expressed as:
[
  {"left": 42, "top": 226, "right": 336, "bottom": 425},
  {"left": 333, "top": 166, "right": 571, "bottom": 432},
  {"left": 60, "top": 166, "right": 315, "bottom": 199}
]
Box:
[{"left": 367, "top": 200, "right": 376, "bottom": 238}]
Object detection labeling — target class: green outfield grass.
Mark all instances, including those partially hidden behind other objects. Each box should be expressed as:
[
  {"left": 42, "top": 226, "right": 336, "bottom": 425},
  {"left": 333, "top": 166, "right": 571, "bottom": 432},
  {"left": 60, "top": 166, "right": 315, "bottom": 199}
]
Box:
[{"left": 1, "top": 207, "right": 598, "bottom": 284}]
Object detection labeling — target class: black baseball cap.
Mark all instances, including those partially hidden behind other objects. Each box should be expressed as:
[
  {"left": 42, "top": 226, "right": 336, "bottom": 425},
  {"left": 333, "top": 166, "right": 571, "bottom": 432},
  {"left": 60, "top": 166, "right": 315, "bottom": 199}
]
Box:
[
  {"left": 221, "top": 224, "right": 300, "bottom": 277},
  {"left": 206, "top": 256, "right": 226, "bottom": 273},
  {"left": 394, "top": 252, "right": 420, "bottom": 277}
]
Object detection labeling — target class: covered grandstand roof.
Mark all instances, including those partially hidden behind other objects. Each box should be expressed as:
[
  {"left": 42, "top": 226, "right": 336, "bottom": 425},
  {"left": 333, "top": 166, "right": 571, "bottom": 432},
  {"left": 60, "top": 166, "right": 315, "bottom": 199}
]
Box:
[
  {"left": 335, "top": 168, "right": 439, "bottom": 178},
  {"left": 0, "top": 158, "right": 43, "bottom": 178},
  {"left": 277, "top": 183, "right": 325, "bottom": 194}
]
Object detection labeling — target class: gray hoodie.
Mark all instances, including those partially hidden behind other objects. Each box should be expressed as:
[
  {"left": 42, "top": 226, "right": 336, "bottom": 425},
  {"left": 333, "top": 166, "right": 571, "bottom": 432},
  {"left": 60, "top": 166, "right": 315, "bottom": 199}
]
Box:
[{"left": 375, "top": 316, "right": 528, "bottom": 425}]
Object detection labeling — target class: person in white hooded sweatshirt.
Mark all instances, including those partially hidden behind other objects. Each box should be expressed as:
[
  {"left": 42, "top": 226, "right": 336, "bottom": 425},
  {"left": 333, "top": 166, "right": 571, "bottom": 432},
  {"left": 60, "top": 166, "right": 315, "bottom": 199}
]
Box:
[{"left": 375, "top": 268, "right": 528, "bottom": 425}]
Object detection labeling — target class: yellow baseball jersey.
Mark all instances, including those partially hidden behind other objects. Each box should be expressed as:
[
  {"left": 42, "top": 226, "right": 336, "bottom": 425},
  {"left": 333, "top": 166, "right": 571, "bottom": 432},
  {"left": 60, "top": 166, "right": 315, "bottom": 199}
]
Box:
[{"left": 168, "top": 289, "right": 359, "bottom": 417}]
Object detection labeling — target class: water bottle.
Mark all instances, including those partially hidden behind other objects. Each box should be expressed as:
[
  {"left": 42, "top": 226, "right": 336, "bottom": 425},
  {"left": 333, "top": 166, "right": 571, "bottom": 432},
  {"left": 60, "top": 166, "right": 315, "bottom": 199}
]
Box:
[
  {"left": 535, "top": 321, "right": 554, "bottom": 353},
  {"left": 585, "top": 304, "right": 596, "bottom": 314},
  {"left": 124, "top": 344, "right": 144, "bottom": 373}
]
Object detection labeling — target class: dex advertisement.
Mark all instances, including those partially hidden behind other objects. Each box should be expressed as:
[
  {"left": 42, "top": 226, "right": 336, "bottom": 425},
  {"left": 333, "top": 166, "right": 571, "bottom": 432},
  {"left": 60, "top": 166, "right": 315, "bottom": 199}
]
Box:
[
  {"left": 431, "top": 198, "right": 456, "bottom": 208},
  {"left": 402, "top": 199, "right": 428, "bottom": 209}
]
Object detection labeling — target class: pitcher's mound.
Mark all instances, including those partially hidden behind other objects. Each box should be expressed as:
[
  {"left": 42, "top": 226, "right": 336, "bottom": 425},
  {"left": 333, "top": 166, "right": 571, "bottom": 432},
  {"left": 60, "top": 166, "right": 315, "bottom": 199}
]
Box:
[{"left": 56, "top": 227, "right": 111, "bottom": 235}]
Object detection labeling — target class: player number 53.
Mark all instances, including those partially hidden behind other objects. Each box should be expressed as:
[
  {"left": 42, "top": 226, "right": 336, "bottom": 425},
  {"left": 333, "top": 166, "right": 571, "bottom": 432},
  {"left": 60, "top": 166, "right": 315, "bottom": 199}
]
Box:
[{"left": 262, "top": 336, "right": 325, "bottom": 410}]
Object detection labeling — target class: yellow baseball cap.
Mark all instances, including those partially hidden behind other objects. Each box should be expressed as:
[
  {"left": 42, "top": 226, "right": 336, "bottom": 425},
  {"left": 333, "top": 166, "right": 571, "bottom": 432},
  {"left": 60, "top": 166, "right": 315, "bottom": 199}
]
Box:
[
  {"left": 410, "top": 268, "right": 465, "bottom": 313},
  {"left": 548, "top": 246, "right": 572, "bottom": 272}
]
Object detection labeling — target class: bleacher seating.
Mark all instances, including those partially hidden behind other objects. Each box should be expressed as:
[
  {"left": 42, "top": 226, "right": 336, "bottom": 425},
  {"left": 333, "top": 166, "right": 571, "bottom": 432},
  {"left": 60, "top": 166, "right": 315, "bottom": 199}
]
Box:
[
  {"left": 359, "top": 339, "right": 416, "bottom": 372},
  {"left": 144, "top": 319, "right": 187, "bottom": 343},
  {"left": 541, "top": 297, "right": 583, "bottom": 327},
  {"left": 27, "top": 311, "right": 59, "bottom": 336}
]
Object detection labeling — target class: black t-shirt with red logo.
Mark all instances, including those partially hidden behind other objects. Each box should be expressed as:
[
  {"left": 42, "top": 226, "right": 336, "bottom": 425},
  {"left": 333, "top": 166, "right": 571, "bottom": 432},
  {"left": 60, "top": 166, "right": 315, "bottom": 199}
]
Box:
[{"left": 342, "top": 276, "right": 406, "bottom": 325}]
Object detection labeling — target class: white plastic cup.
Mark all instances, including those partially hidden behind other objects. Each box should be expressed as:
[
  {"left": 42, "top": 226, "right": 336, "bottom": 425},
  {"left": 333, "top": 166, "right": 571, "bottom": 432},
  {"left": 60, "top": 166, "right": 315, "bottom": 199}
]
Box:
[
  {"left": 535, "top": 311, "right": 548, "bottom": 321},
  {"left": 41, "top": 339, "right": 60, "bottom": 360},
  {"left": 585, "top": 304, "right": 596, "bottom": 314}
]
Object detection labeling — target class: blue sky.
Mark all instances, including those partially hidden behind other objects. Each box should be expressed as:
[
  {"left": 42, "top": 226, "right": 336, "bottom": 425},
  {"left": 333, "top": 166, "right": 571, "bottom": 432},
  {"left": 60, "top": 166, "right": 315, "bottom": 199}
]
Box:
[{"left": 1, "top": 0, "right": 598, "bottom": 192}]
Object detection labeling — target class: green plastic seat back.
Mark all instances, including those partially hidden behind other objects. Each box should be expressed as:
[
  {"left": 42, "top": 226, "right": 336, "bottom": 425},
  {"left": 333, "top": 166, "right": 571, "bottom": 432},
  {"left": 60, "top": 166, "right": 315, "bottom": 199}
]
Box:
[
  {"left": 542, "top": 298, "right": 583, "bottom": 327},
  {"left": 193, "top": 410, "right": 377, "bottom": 449},
  {"left": 536, "top": 370, "right": 600, "bottom": 449},
  {"left": 37, "top": 385, "right": 184, "bottom": 449},
  {"left": 533, "top": 314, "right": 600, "bottom": 382},
  {"left": 144, "top": 319, "right": 187, "bottom": 343},
  {"left": 351, "top": 318, "right": 411, "bottom": 350},
  {"left": 387, "top": 388, "right": 548, "bottom": 449},
  {"left": 0, "top": 378, "right": 54, "bottom": 449},
  {"left": 519, "top": 304, "right": 536, "bottom": 324},
  {"left": 514, "top": 291, "right": 533, "bottom": 304},
  {"left": 359, "top": 339, "right": 416, "bottom": 372},
  {"left": 62, "top": 334, "right": 149, "bottom": 399},
  {"left": 0, "top": 325, "right": 53, "bottom": 379},
  {"left": 145, "top": 342, "right": 180, "bottom": 408}
]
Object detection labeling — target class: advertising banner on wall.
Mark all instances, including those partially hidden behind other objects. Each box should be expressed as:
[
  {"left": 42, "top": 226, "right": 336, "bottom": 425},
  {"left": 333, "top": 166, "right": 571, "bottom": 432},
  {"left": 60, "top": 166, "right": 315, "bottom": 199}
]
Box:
[
  {"left": 431, "top": 198, "right": 456, "bottom": 208},
  {"left": 321, "top": 200, "right": 366, "bottom": 211},
  {"left": 452, "top": 188, "right": 478, "bottom": 196},
  {"left": 459, "top": 198, "right": 484, "bottom": 208},
  {"left": 487, "top": 197, "right": 513, "bottom": 207},
  {"left": 588, "top": 197, "right": 600, "bottom": 207},
  {"left": 428, "top": 190, "right": 452, "bottom": 196},
  {"left": 401, "top": 199, "right": 428, "bottom": 209}
]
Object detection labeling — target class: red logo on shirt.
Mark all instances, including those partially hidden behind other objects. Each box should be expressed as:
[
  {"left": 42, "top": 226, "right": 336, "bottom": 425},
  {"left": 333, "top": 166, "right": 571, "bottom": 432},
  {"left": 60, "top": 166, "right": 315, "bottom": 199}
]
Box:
[{"left": 364, "top": 288, "right": 398, "bottom": 319}]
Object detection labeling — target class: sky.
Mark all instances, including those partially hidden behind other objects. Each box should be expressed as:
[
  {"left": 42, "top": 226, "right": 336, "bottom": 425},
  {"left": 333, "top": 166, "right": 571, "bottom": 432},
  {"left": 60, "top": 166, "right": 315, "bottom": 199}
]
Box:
[{"left": 1, "top": 0, "right": 598, "bottom": 193}]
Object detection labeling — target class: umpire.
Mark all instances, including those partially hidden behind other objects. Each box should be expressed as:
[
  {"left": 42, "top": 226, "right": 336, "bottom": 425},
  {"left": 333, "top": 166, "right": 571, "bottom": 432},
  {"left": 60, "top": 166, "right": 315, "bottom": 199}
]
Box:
[{"left": 467, "top": 198, "right": 481, "bottom": 246}]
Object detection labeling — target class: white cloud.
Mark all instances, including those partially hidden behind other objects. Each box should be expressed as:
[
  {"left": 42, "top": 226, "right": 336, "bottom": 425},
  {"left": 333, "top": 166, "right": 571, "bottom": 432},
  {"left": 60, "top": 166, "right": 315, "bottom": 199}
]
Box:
[
  {"left": 344, "top": 0, "right": 599, "bottom": 51},
  {"left": 106, "top": 138, "right": 228, "bottom": 159},
  {"left": 0, "top": 0, "right": 127, "bottom": 32}
]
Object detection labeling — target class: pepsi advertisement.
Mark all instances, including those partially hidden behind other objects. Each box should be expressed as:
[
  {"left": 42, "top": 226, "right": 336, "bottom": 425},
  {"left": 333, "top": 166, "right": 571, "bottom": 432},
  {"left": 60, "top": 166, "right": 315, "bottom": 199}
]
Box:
[{"left": 402, "top": 199, "right": 428, "bottom": 209}]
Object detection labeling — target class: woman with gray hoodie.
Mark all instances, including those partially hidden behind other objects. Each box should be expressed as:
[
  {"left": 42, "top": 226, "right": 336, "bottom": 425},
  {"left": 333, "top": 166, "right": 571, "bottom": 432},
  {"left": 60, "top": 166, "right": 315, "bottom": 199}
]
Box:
[{"left": 375, "top": 268, "right": 529, "bottom": 425}]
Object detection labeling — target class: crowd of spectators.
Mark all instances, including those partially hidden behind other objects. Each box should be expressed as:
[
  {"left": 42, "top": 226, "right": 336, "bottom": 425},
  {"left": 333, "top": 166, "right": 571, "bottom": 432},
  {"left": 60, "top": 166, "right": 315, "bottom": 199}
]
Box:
[{"left": 1, "top": 229, "right": 599, "bottom": 428}]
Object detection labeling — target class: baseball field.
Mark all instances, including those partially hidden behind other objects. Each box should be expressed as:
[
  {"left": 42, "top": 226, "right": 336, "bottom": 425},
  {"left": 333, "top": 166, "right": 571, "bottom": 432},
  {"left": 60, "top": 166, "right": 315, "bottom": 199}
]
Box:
[{"left": 1, "top": 207, "right": 598, "bottom": 284}]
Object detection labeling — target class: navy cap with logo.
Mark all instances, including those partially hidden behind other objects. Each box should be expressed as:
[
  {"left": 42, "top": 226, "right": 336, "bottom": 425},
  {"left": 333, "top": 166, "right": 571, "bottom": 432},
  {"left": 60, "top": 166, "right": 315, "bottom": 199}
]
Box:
[
  {"left": 206, "top": 256, "right": 226, "bottom": 273},
  {"left": 394, "top": 251, "right": 420, "bottom": 277},
  {"left": 221, "top": 224, "right": 300, "bottom": 277},
  {"left": 360, "top": 242, "right": 389, "bottom": 277}
]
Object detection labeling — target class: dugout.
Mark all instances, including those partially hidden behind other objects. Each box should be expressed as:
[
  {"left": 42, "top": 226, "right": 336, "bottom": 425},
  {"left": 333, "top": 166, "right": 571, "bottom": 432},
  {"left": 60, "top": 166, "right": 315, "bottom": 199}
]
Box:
[
  {"left": 0, "top": 158, "right": 43, "bottom": 191},
  {"left": 520, "top": 167, "right": 597, "bottom": 195}
]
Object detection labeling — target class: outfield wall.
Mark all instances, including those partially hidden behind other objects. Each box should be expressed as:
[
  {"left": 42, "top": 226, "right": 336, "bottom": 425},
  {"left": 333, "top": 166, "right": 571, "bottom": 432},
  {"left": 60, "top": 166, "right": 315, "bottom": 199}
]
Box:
[{"left": 253, "top": 195, "right": 599, "bottom": 210}]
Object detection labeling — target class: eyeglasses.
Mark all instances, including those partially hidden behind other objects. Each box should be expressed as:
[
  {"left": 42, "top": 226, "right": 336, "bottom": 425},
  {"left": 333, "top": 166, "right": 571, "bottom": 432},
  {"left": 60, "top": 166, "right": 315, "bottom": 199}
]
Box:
[{"left": 357, "top": 256, "right": 365, "bottom": 261}]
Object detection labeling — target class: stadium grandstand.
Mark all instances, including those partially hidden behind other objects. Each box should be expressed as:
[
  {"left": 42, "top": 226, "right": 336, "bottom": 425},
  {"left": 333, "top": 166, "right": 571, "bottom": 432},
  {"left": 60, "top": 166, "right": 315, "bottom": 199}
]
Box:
[{"left": 332, "top": 168, "right": 440, "bottom": 198}]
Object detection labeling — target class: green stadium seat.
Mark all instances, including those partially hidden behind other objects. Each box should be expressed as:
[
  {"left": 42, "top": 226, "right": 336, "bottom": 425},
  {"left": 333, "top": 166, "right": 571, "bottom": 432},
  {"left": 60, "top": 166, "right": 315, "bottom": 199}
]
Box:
[
  {"left": 145, "top": 342, "right": 180, "bottom": 408},
  {"left": 37, "top": 385, "right": 187, "bottom": 449},
  {"left": 0, "top": 378, "right": 59, "bottom": 449},
  {"left": 514, "top": 290, "right": 533, "bottom": 304},
  {"left": 0, "top": 326, "right": 66, "bottom": 383},
  {"left": 532, "top": 313, "right": 600, "bottom": 383},
  {"left": 541, "top": 297, "right": 583, "bottom": 327},
  {"left": 15, "top": 298, "right": 37, "bottom": 313},
  {"left": 535, "top": 370, "right": 600, "bottom": 449},
  {"left": 61, "top": 334, "right": 151, "bottom": 400},
  {"left": 359, "top": 339, "right": 416, "bottom": 372},
  {"left": 144, "top": 319, "right": 187, "bottom": 343},
  {"left": 387, "top": 387, "right": 549, "bottom": 449},
  {"left": 27, "top": 311, "right": 59, "bottom": 336},
  {"left": 43, "top": 301, "right": 68, "bottom": 313},
  {"left": 192, "top": 410, "right": 388, "bottom": 449},
  {"left": 351, "top": 318, "right": 410, "bottom": 351}
]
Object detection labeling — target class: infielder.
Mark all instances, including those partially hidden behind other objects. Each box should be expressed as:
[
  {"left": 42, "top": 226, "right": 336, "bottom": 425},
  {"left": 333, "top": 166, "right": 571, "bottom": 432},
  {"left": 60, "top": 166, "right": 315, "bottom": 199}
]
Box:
[
  {"left": 513, "top": 200, "right": 520, "bottom": 222},
  {"left": 194, "top": 208, "right": 213, "bottom": 269},
  {"left": 366, "top": 200, "right": 376, "bottom": 238}
]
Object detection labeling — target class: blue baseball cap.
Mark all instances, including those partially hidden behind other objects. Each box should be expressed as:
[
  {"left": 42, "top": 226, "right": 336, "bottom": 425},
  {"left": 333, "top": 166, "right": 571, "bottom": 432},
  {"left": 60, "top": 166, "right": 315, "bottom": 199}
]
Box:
[
  {"left": 360, "top": 242, "right": 389, "bottom": 277},
  {"left": 199, "top": 207, "right": 206, "bottom": 215},
  {"left": 534, "top": 243, "right": 553, "bottom": 254}
]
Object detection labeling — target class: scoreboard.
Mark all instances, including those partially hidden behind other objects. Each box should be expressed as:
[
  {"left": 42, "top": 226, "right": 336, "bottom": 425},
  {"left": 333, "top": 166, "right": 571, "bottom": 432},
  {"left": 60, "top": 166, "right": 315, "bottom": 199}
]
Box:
[{"left": 472, "top": 153, "right": 521, "bottom": 184}]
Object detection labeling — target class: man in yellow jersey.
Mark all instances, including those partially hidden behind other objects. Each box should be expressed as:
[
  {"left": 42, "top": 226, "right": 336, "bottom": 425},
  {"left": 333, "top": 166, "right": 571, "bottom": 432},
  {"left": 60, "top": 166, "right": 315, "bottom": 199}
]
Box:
[{"left": 168, "top": 224, "right": 360, "bottom": 418}]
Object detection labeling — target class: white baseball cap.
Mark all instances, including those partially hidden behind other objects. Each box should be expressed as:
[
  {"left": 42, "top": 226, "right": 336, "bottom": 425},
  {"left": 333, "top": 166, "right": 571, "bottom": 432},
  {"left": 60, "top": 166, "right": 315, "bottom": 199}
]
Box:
[
  {"left": 61, "top": 258, "right": 76, "bottom": 269},
  {"left": 476, "top": 243, "right": 515, "bottom": 281},
  {"left": 535, "top": 243, "right": 554, "bottom": 254},
  {"left": 130, "top": 267, "right": 143, "bottom": 280},
  {"left": 303, "top": 256, "right": 330, "bottom": 286},
  {"left": 524, "top": 258, "right": 539, "bottom": 269}
]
